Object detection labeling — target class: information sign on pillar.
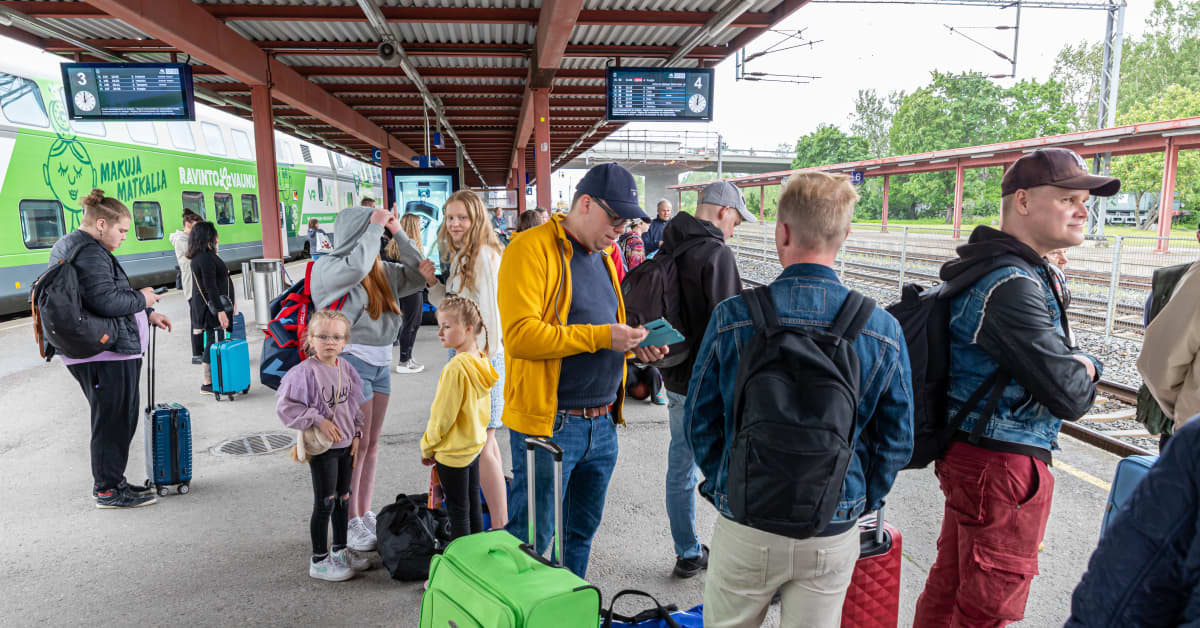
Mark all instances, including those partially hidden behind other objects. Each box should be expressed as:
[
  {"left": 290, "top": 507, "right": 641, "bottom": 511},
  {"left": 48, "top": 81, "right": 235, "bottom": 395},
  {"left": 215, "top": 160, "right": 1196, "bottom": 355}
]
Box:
[
  {"left": 534, "top": 89, "right": 551, "bottom": 211},
  {"left": 250, "top": 85, "right": 283, "bottom": 260}
]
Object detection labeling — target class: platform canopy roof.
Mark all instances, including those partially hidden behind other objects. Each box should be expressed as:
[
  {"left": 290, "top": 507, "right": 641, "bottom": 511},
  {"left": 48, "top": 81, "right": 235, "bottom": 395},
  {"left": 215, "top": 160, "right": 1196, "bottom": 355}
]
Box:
[{"left": 0, "top": 0, "right": 811, "bottom": 187}]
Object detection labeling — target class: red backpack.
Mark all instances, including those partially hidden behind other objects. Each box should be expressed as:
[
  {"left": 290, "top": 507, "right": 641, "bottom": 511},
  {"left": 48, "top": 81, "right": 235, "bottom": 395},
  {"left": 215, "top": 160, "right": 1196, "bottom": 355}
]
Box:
[{"left": 260, "top": 262, "right": 348, "bottom": 389}]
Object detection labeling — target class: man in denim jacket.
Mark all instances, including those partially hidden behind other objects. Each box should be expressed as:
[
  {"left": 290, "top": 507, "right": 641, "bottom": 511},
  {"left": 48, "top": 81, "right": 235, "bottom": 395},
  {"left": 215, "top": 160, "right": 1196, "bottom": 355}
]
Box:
[
  {"left": 685, "top": 172, "right": 914, "bottom": 627},
  {"left": 913, "top": 148, "right": 1112, "bottom": 627}
]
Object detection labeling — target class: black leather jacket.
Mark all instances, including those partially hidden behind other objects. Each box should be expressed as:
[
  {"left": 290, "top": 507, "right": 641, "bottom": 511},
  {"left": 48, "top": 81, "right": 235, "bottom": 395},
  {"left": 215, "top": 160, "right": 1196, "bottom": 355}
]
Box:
[{"left": 49, "top": 230, "right": 148, "bottom": 355}]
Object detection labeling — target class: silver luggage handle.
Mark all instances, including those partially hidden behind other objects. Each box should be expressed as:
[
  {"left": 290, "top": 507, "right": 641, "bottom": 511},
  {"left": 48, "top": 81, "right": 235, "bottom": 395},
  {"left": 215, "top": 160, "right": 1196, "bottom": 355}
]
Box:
[{"left": 525, "top": 436, "right": 565, "bottom": 566}]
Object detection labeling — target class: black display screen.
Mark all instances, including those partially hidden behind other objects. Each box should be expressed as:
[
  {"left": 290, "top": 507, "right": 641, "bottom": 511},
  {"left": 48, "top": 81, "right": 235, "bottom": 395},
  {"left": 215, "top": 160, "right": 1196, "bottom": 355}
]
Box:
[
  {"left": 61, "top": 63, "right": 196, "bottom": 121},
  {"left": 606, "top": 67, "right": 714, "bottom": 122}
]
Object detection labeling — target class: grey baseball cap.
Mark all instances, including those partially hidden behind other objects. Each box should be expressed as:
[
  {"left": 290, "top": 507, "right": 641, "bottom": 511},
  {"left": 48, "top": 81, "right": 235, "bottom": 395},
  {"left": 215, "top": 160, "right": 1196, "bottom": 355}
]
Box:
[{"left": 699, "top": 180, "right": 757, "bottom": 223}]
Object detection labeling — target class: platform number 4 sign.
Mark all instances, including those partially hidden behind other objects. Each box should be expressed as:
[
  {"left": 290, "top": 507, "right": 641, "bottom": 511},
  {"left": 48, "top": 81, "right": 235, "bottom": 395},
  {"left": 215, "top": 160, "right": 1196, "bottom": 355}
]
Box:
[{"left": 850, "top": 171, "right": 865, "bottom": 184}]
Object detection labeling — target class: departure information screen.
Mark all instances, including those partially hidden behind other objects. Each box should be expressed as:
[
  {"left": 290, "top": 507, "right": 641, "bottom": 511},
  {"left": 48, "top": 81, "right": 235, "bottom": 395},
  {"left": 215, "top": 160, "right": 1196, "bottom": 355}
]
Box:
[
  {"left": 606, "top": 67, "right": 714, "bottom": 122},
  {"left": 61, "top": 63, "right": 196, "bottom": 121}
]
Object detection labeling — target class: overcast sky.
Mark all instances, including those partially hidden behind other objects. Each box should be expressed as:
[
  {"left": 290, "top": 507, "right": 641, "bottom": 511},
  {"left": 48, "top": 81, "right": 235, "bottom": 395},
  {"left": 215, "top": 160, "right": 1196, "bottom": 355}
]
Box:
[{"left": 628, "top": 1, "right": 1154, "bottom": 151}]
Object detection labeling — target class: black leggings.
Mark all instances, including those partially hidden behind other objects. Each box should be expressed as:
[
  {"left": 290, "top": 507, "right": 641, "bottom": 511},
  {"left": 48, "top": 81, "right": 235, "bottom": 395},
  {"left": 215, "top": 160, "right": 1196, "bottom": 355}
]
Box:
[
  {"left": 436, "top": 457, "right": 482, "bottom": 540},
  {"left": 309, "top": 447, "right": 353, "bottom": 557},
  {"left": 66, "top": 359, "right": 142, "bottom": 491},
  {"left": 395, "top": 289, "right": 424, "bottom": 362}
]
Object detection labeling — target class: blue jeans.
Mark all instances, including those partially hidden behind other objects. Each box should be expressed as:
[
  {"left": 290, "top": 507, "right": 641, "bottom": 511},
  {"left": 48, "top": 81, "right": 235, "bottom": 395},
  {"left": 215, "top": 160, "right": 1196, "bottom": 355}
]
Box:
[
  {"left": 666, "top": 390, "right": 702, "bottom": 559},
  {"left": 505, "top": 412, "right": 619, "bottom": 578}
]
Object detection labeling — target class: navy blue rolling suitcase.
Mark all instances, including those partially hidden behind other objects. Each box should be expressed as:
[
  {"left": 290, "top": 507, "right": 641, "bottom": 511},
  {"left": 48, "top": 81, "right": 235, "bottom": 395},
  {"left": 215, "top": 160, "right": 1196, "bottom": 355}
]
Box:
[
  {"left": 144, "top": 327, "right": 192, "bottom": 496},
  {"left": 210, "top": 331, "right": 251, "bottom": 401}
]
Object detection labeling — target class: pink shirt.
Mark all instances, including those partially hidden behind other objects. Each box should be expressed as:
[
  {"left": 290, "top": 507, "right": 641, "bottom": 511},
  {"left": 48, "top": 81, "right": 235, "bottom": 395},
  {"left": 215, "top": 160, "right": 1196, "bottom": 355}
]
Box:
[{"left": 61, "top": 310, "right": 149, "bottom": 365}]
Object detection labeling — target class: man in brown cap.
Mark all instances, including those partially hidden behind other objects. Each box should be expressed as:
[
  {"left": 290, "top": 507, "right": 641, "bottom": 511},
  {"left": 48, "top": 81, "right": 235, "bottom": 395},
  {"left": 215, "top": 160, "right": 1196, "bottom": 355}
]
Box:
[{"left": 913, "top": 148, "right": 1116, "bottom": 627}]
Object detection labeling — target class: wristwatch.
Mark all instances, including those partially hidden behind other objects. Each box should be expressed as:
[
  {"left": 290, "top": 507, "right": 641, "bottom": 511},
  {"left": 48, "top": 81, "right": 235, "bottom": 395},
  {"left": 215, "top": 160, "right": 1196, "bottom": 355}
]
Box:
[{"left": 355, "top": 431, "right": 363, "bottom": 439}]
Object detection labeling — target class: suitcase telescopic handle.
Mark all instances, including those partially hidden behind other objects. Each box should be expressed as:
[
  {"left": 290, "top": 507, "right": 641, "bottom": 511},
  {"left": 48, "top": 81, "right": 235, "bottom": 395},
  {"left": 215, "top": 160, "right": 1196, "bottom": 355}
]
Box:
[
  {"left": 524, "top": 436, "right": 565, "bottom": 566},
  {"left": 874, "top": 505, "right": 885, "bottom": 545}
]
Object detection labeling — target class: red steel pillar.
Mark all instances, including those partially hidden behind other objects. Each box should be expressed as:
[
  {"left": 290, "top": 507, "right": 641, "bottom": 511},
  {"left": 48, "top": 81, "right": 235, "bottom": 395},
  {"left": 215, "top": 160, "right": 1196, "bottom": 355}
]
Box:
[
  {"left": 881, "top": 175, "right": 890, "bottom": 233},
  {"left": 380, "top": 150, "right": 391, "bottom": 212},
  {"left": 759, "top": 185, "right": 765, "bottom": 221},
  {"left": 1155, "top": 137, "right": 1179, "bottom": 253},
  {"left": 251, "top": 85, "right": 283, "bottom": 260},
  {"left": 533, "top": 89, "right": 551, "bottom": 211},
  {"left": 952, "top": 160, "right": 965, "bottom": 239},
  {"left": 517, "top": 150, "right": 528, "bottom": 213}
]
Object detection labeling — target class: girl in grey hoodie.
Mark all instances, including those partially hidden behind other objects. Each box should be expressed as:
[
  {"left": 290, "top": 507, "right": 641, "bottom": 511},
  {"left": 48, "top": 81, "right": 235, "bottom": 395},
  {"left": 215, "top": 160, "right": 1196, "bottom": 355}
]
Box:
[{"left": 309, "top": 205, "right": 434, "bottom": 551}]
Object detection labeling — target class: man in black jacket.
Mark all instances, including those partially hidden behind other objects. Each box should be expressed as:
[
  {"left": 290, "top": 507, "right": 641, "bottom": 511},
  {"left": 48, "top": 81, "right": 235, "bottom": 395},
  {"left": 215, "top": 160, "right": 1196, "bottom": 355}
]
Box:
[
  {"left": 914, "top": 149, "right": 1112, "bottom": 626},
  {"left": 659, "top": 180, "right": 753, "bottom": 578},
  {"left": 50, "top": 190, "right": 172, "bottom": 510},
  {"left": 644, "top": 199, "right": 672, "bottom": 257}
]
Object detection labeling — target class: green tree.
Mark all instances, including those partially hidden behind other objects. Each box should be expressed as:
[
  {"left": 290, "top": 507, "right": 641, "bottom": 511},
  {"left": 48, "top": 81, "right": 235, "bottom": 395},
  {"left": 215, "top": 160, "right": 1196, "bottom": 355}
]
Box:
[
  {"left": 850, "top": 88, "right": 904, "bottom": 158},
  {"left": 791, "top": 124, "right": 869, "bottom": 169},
  {"left": 1109, "top": 83, "right": 1200, "bottom": 228}
]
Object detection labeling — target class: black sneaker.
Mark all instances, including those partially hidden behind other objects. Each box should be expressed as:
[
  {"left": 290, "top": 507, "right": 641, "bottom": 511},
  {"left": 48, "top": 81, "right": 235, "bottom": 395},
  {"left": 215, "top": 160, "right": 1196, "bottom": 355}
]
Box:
[
  {"left": 672, "top": 544, "right": 710, "bottom": 579},
  {"left": 770, "top": 588, "right": 782, "bottom": 605},
  {"left": 92, "top": 481, "right": 152, "bottom": 498},
  {"left": 96, "top": 485, "right": 158, "bottom": 509},
  {"left": 200, "top": 384, "right": 214, "bottom": 394},
  {"left": 191, "top": 356, "right": 202, "bottom": 365}
]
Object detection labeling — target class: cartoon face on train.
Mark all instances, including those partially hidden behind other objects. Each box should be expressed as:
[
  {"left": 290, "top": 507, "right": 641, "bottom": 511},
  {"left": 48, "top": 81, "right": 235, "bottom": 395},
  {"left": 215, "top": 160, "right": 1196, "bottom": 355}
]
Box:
[{"left": 43, "top": 136, "right": 97, "bottom": 230}]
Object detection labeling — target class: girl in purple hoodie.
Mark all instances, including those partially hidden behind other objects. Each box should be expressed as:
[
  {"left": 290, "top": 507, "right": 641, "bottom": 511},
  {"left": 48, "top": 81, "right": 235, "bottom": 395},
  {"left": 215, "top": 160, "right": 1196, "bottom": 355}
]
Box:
[{"left": 276, "top": 310, "right": 370, "bottom": 582}]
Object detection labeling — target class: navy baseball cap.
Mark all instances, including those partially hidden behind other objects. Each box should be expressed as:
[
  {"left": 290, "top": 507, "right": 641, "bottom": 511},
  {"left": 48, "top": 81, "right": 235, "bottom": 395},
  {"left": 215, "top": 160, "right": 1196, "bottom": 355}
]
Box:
[{"left": 575, "top": 163, "right": 647, "bottom": 219}]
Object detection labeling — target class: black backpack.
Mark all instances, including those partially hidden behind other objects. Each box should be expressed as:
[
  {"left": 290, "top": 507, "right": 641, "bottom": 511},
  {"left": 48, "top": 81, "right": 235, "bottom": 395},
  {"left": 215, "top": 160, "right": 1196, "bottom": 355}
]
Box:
[
  {"left": 885, "top": 254, "right": 1038, "bottom": 470},
  {"left": 31, "top": 241, "right": 120, "bottom": 361},
  {"left": 728, "top": 286, "right": 874, "bottom": 539},
  {"left": 620, "top": 238, "right": 706, "bottom": 368}
]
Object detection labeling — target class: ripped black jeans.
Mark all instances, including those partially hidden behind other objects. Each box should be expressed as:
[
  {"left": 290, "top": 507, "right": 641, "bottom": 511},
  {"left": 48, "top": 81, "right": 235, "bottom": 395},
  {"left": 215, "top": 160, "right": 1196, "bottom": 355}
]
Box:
[{"left": 308, "top": 446, "right": 353, "bottom": 558}]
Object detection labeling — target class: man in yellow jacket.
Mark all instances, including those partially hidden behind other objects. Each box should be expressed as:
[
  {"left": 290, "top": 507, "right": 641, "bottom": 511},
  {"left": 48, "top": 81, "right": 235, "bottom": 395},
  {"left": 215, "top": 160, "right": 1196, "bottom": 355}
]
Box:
[{"left": 498, "top": 163, "right": 664, "bottom": 578}]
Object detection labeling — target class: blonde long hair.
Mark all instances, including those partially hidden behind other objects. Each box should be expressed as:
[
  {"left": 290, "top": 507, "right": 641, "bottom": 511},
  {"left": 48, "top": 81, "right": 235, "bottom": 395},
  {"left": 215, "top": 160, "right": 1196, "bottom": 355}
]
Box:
[
  {"left": 385, "top": 213, "right": 425, "bottom": 261},
  {"left": 437, "top": 189, "right": 501, "bottom": 294}
]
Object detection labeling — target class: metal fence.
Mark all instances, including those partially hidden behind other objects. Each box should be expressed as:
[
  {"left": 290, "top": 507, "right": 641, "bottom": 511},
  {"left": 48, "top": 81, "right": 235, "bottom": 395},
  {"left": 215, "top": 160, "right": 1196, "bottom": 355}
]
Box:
[{"left": 730, "top": 222, "right": 1200, "bottom": 340}]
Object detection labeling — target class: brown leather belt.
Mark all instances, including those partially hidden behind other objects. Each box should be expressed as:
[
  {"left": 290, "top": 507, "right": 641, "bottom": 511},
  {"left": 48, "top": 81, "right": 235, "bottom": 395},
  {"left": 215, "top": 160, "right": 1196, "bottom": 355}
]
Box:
[{"left": 562, "top": 404, "right": 612, "bottom": 418}]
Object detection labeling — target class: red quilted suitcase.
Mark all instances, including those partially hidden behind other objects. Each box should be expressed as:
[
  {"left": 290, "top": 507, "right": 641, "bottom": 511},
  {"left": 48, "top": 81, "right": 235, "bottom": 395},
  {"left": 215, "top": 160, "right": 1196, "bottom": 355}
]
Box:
[{"left": 841, "top": 509, "right": 902, "bottom": 628}]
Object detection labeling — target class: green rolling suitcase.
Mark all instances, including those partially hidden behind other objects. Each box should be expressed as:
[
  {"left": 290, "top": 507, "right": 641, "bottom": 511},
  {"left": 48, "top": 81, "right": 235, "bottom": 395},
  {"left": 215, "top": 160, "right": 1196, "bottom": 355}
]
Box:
[{"left": 419, "top": 436, "right": 602, "bottom": 628}]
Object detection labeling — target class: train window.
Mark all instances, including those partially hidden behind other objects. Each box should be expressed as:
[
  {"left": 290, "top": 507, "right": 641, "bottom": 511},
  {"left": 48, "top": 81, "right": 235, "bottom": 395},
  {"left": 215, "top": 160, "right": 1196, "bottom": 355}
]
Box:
[
  {"left": 182, "top": 191, "right": 206, "bottom": 219},
  {"left": 19, "top": 199, "right": 65, "bottom": 249},
  {"left": 214, "top": 193, "right": 235, "bottom": 225},
  {"left": 241, "top": 194, "right": 259, "bottom": 224},
  {"left": 231, "top": 129, "right": 253, "bottom": 160},
  {"left": 299, "top": 144, "right": 313, "bottom": 163},
  {"left": 317, "top": 178, "right": 324, "bottom": 202},
  {"left": 0, "top": 73, "right": 49, "bottom": 128},
  {"left": 132, "top": 201, "right": 163, "bottom": 241},
  {"left": 201, "top": 122, "right": 226, "bottom": 156},
  {"left": 335, "top": 154, "right": 345, "bottom": 168},
  {"left": 347, "top": 192, "right": 353, "bottom": 207},
  {"left": 276, "top": 140, "right": 292, "bottom": 163},
  {"left": 167, "top": 122, "right": 195, "bottom": 151},
  {"left": 127, "top": 122, "right": 158, "bottom": 145}
]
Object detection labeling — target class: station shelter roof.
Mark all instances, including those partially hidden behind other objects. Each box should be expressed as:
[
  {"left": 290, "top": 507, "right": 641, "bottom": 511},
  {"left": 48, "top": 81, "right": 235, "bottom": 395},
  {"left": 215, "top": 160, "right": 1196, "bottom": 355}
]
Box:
[{"left": 0, "top": 0, "right": 812, "bottom": 188}]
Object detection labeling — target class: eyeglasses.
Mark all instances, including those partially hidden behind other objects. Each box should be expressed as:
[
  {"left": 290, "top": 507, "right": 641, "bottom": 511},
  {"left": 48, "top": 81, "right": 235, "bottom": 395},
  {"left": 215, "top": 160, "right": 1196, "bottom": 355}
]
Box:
[
  {"left": 313, "top": 334, "right": 346, "bottom": 342},
  {"left": 591, "top": 196, "right": 635, "bottom": 229}
]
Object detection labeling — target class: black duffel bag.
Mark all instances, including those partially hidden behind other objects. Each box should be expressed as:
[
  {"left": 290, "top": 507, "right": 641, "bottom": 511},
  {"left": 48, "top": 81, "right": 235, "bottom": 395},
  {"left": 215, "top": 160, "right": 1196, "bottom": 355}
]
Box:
[{"left": 376, "top": 493, "right": 450, "bottom": 581}]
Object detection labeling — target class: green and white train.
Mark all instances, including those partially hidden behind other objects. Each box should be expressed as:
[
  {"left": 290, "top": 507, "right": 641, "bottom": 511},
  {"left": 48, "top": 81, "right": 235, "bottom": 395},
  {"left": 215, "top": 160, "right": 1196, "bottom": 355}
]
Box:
[{"left": 0, "top": 54, "right": 381, "bottom": 315}]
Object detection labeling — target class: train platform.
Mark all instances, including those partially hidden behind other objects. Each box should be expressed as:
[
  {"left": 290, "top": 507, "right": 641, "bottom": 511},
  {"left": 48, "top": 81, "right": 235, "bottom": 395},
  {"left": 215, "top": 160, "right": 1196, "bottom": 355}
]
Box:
[{"left": 0, "top": 272, "right": 1122, "bottom": 627}]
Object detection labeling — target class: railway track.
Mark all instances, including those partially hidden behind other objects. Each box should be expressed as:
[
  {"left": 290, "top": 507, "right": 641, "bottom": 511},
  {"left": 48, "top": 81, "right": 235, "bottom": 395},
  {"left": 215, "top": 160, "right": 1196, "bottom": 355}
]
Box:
[
  {"left": 732, "top": 242, "right": 1147, "bottom": 336},
  {"left": 739, "top": 277, "right": 1153, "bottom": 458}
]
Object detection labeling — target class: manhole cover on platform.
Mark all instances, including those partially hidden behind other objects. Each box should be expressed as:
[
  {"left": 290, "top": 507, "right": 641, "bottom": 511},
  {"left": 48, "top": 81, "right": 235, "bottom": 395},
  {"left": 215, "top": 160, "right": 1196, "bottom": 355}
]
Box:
[{"left": 213, "top": 432, "right": 296, "bottom": 457}]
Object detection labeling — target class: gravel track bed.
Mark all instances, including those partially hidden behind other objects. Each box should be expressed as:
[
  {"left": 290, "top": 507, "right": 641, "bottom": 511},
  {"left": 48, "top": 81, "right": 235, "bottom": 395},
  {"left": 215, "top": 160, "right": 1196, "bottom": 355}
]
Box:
[{"left": 737, "top": 256, "right": 1146, "bottom": 397}]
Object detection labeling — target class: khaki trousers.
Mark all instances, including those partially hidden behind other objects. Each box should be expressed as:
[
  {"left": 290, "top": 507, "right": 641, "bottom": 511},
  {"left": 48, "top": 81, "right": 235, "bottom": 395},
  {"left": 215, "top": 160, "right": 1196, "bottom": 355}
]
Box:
[{"left": 704, "top": 515, "right": 860, "bottom": 628}]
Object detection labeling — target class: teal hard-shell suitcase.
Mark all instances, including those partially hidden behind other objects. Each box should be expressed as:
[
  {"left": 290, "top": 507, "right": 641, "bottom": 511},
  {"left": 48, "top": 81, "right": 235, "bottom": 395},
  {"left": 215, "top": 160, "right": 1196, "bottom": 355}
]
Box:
[{"left": 419, "top": 437, "right": 601, "bottom": 628}]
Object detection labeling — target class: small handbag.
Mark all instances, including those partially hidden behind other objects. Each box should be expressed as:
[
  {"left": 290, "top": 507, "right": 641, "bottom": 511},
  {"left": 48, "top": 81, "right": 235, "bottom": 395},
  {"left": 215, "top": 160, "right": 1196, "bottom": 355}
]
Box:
[{"left": 290, "top": 363, "right": 340, "bottom": 463}]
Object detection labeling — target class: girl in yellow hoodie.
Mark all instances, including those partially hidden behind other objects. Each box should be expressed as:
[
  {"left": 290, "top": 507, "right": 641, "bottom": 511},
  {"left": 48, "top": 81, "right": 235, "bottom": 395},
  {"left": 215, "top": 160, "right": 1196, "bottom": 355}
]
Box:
[{"left": 420, "top": 296, "right": 499, "bottom": 540}]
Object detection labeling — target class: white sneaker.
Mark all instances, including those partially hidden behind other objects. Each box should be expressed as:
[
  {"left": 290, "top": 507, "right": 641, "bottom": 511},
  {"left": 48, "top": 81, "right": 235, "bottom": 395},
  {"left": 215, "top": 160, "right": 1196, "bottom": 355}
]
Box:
[
  {"left": 347, "top": 517, "right": 377, "bottom": 551},
  {"left": 333, "top": 548, "right": 374, "bottom": 572},
  {"left": 309, "top": 555, "right": 354, "bottom": 582},
  {"left": 395, "top": 360, "right": 425, "bottom": 374},
  {"left": 364, "top": 511, "right": 377, "bottom": 536}
]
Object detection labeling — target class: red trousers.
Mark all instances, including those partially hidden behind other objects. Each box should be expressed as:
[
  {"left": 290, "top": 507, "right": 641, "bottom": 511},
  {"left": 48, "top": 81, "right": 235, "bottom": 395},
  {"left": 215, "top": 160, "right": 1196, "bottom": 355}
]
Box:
[{"left": 913, "top": 441, "right": 1054, "bottom": 628}]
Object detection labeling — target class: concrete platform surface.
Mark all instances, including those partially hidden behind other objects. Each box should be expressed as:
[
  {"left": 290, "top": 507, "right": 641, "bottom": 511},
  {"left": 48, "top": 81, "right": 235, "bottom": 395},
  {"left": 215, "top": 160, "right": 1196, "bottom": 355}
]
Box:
[{"left": 0, "top": 281, "right": 1120, "bottom": 627}]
